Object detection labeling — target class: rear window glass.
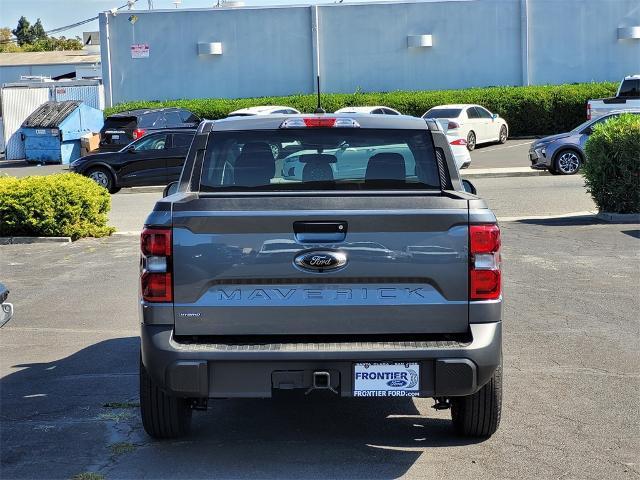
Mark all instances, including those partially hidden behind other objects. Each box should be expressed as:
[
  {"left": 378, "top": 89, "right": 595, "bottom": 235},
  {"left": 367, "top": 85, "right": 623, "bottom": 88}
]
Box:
[
  {"left": 199, "top": 128, "right": 440, "bottom": 192},
  {"left": 618, "top": 79, "right": 640, "bottom": 97},
  {"left": 103, "top": 117, "right": 136, "bottom": 130},
  {"left": 423, "top": 108, "right": 462, "bottom": 119}
]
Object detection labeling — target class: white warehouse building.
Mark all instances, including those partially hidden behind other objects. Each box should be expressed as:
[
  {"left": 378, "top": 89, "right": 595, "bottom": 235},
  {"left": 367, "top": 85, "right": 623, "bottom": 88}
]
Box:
[{"left": 98, "top": 0, "right": 640, "bottom": 106}]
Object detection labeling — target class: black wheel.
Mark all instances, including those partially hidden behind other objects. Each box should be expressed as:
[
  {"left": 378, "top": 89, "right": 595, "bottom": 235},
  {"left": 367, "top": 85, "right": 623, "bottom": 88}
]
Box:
[
  {"left": 466, "top": 131, "right": 476, "bottom": 151},
  {"left": 554, "top": 149, "right": 582, "bottom": 175},
  {"left": 498, "top": 125, "right": 508, "bottom": 144},
  {"left": 547, "top": 164, "right": 560, "bottom": 175},
  {"left": 451, "top": 363, "right": 502, "bottom": 438},
  {"left": 86, "top": 167, "right": 116, "bottom": 193},
  {"left": 140, "top": 356, "right": 192, "bottom": 439}
]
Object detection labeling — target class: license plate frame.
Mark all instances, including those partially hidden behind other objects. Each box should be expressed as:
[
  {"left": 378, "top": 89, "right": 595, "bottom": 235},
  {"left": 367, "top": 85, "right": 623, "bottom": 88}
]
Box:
[{"left": 353, "top": 362, "right": 420, "bottom": 397}]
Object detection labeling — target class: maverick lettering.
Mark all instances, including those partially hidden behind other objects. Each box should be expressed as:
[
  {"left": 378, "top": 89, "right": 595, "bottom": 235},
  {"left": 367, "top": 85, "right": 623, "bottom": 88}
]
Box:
[{"left": 215, "top": 287, "right": 426, "bottom": 301}]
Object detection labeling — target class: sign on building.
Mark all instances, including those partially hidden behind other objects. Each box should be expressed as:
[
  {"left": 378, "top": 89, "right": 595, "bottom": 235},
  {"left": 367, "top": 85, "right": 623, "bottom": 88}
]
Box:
[{"left": 131, "top": 43, "right": 150, "bottom": 59}]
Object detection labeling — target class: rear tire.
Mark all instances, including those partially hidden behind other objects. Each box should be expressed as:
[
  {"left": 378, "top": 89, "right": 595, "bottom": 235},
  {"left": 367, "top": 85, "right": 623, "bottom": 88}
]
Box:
[
  {"left": 498, "top": 125, "right": 508, "bottom": 144},
  {"left": 140, "top": 356, "right": 192, "bottom": 439},
  {"left": 466, "top": 131, "right": 476, "bottom": 151},
  {"left": 451, "top": 363, "right": 502, "bottom": 438}
]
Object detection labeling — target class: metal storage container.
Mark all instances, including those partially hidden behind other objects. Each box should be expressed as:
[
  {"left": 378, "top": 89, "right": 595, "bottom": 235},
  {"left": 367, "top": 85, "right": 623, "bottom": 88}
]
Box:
[
  {"left": 20, "top": 100, "right": 104, "bottom": 164},
  {"left": 1, "top": 80, "right": 104, "bottom": 160}
]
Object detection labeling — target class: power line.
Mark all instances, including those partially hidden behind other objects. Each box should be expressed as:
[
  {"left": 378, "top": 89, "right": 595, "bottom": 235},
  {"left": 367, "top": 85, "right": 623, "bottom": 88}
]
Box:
[{"left": 1, "top": 1, "right": 138, "bottom": 45}]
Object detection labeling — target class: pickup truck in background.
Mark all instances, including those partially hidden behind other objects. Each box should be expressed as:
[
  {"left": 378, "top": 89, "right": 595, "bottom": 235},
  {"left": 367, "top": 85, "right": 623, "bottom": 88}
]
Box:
[
  {"left": 138, "top": 114, "right": 503, "bottom": 440},
  {"left": 587, "top": 75, "right": 640, "bottom": 119}
]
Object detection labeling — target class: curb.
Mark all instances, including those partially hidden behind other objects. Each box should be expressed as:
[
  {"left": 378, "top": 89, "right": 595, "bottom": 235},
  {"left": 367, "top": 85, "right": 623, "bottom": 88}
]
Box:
[
  {"left": 498, "top": 211, "right": 596, "bottom": 222},
  {"left": 462, "top": 168, "right": 548, "bottom": 179},
  {"left": 0, "top": 237, "right": 72, "bottom": 245},
  {"left": 118, "top": 186, "right": 164, "bottom": 194},
  {"left": 596, "top": 212, "right": 640, "bottom": 224}
]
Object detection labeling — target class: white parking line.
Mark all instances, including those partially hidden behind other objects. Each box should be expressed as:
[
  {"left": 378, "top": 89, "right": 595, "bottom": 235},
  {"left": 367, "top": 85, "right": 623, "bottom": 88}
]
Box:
[{"left": 474, "top": 141, "right": 534, "bottom": 154}]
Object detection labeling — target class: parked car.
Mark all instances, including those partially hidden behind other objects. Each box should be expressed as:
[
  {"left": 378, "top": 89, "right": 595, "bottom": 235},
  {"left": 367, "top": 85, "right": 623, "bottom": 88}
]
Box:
[
  {"left": 423, "top": 104, "right": 508, "bottom": 151},
  {"left": 99, "top": 108, "right": 200, "bottom": 151},
  {"left": 227, "top": 106, "right": 301, "bottom": 116},
  {"left": 0, "top": 282, "right": 13, "bottom": 328},
  {"left": 334, "top": 106, "right": 402, "bottom": 115},
  {"left": 139, "top": 113, "right": 502, "bottom": 440},
  {"left": 587, "top": 75, "right": 640, "bottom": 120},
  {"left": 70, "top": 129, "right": 196, "bottom": 193},
  {"left": 434, "top": 119, "right": 471, "bottom": 169},
  {"left": 529, "top": 109, "right": 640, "bottom": 175},
  {"left": 447, "top": 134, "right": 472, "bottom": 169}
]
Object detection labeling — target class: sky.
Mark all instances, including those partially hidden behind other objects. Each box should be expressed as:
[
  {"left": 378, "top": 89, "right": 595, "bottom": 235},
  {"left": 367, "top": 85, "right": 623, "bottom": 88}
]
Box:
[{"left": 1, "top": 0, "right": 452, "bottom": 39}]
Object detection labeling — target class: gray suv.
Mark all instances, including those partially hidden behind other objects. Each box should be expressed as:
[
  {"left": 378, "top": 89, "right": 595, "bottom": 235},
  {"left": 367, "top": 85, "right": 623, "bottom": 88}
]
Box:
[
  {"left": 139, "top": 114, "right": 503, "bottom": 439},
  {"left": 529, "top": 110, "right": 640, "bottom": 174}
]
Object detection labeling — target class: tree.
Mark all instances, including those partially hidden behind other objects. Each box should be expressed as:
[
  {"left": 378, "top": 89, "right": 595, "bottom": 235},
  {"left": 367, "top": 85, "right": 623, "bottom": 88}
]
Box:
[
  {"left": 3, "top": 17, "right": 83, "bottom": 52},
  {"left": 0, "top": 27, "right": 21, "bottom": 53},
  {"left": 30, "top": 19, "right": 47, "bottom": 42},
  {"left": 12, "top": 16, "right": 33, "bottom": 46},
  {"left": 23, "top": 36, "right": 84, "bottom": 52}
]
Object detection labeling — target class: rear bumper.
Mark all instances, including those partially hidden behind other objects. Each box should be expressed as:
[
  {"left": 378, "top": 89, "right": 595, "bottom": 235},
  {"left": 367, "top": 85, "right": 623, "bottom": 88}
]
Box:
[{"left": 140, "top": 322, "right": 502, "bottom": 399}]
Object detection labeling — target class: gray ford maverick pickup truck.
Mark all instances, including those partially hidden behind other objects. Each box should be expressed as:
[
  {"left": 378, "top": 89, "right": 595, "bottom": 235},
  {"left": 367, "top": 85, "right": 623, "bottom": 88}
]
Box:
[{"left": 139, "top": 113, "right": 503, "bottom": 439}]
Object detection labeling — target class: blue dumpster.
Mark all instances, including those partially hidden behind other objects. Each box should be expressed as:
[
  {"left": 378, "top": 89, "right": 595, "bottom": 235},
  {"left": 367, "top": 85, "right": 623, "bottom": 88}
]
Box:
[{"left": 20, "top": 100, "right": 104, "bottom": 164}]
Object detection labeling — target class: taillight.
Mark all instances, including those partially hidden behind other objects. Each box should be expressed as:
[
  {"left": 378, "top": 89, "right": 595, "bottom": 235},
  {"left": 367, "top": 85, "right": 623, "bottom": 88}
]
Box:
[
  {"left": 133, "top": 128, "right": 146, "bottom": 139},
  {"left": 450, "top": 138, "right": 467, "bottom": 146},
  {"left": 280, "top": 117, "right": 360, "bottom": 128},
  {"left": 586, "top": 103, "right": 591, "bottom": 120},
  {"left": 140, "top": 227, "right": 172, "bottom": 302},
  {"left": 448, "top": 121, "right": 460, "bottom": 130},
  {"left": 470, "top": 224, "right": 501, "bottom": 300}
]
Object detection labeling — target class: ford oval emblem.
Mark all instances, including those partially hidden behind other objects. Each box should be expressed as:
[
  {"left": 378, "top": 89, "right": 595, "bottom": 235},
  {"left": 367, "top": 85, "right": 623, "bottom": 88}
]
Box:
[
  {"left": 387, "top": 379, "right": 408, "bottom": 388},
  {"left": 294, "top": 250, "right": 347, "bottom": 273}
]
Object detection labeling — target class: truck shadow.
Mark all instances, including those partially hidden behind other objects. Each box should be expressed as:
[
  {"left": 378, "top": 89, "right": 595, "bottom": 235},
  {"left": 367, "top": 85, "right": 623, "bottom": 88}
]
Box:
[{"left": 1, "top": 337, "right": 484, "bottom": 480}]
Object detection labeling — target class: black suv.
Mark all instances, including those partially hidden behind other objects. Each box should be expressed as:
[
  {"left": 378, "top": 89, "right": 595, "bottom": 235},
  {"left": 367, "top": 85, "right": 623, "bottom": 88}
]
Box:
[
  {"left": 99, "top": 108, "right": 200, "bottom": 151},
  {"left": 71, "top": 129, "right": 196, "bottom": 193}
]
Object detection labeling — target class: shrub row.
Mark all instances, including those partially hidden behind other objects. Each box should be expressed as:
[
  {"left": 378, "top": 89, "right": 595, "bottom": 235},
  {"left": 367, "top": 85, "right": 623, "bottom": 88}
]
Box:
[
  {"left": 0, "top": 173, "right": 115, "bottom": 239},
  {"left": 105, "top": 82, "right": 617, "bottom": 137},
  {"left": 584, "top": 114, "right": 640, "bottom": 214}
]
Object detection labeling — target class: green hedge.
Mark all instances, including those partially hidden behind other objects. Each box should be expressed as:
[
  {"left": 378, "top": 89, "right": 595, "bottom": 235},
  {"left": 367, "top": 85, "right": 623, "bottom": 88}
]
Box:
[
  {"left": 0, "top": 174, "right": 115, "bottom": 239},
  {"left": 105, "top": 82, "right": 617, "bottom": 137},
  {"left": 583, "top": 114, "right": 640, "bottom": 214}
]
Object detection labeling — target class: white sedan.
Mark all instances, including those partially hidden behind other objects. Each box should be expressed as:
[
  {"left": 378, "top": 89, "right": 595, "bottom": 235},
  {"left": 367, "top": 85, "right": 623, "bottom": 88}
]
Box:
[
  {"left": 423, "top": 104, "right": 508, "bottom": 151},
  {"left": 227, "top": 105, "right": 300, "bottom": 116},
  {"left": 447, "top": 134, "right": 471, "bottom": 169},
  {"left": 334, "top": 106, "right": 402, "bottom": 115}
]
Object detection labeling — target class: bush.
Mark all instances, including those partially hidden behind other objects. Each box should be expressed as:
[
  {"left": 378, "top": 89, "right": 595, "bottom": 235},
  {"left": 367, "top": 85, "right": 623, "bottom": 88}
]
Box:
[
  {"left": 583, "top": 114, "right": 640, "bottom": 214},
  {"left": 0, "top": 173, "right": 115, "bottom": 239},
  {"left": 105, "top": 82, "right": 617, "bottom": 137}
]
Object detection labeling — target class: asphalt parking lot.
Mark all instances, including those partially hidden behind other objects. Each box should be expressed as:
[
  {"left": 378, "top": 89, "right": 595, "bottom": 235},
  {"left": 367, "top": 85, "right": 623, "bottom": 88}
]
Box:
[
  {"left": 2, "top": 212, "right": 638, "bottom": 479},
  {"left": 107, "top": 174, "right": 596, "bottom": 233},
  {"left": 467, "top": 140, "right": 533, "bottom": 169}
]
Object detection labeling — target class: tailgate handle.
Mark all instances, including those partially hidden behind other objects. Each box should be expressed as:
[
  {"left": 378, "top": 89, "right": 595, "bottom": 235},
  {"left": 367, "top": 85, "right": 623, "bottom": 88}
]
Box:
[{"left": 293, "top": 221, "right": 347, "bottom": 243}]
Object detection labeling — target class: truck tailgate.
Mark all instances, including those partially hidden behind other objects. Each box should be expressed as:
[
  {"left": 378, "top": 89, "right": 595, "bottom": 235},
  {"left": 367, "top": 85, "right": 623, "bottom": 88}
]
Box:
[{"left": 171, "top": 195, "right": 469, "bottom": 336}]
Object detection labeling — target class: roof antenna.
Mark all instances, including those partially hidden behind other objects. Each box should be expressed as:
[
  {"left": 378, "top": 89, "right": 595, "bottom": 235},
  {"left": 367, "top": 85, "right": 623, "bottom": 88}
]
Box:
[{"left": 314, "top": 75, "right": 325, "bottom": 114}]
